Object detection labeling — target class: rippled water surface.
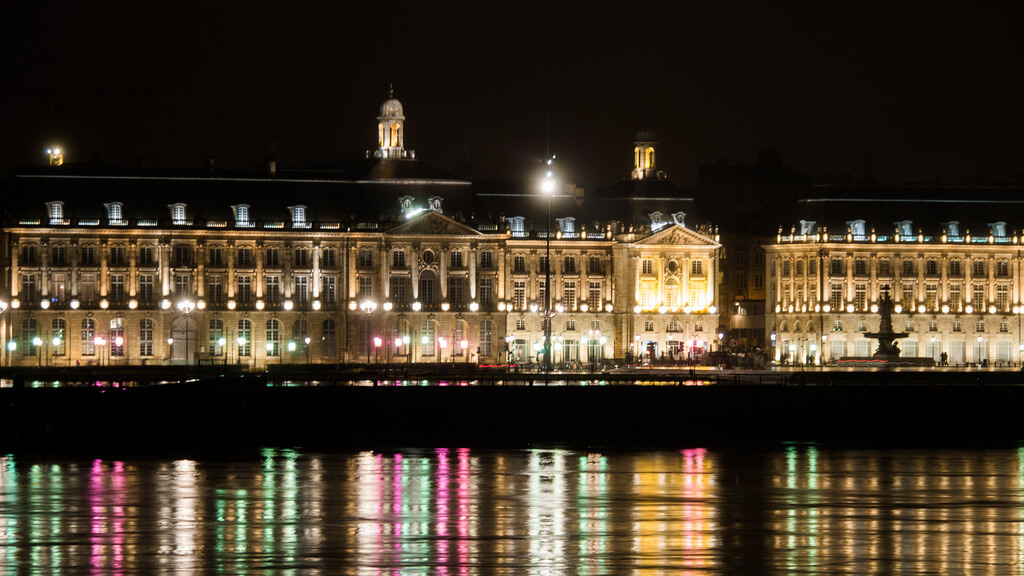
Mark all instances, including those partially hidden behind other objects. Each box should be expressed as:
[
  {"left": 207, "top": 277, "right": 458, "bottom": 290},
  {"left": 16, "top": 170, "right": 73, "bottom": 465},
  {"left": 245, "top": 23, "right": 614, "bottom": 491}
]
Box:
[{"left": 3, "top": 446, "right": 1024, "bottom": 574}]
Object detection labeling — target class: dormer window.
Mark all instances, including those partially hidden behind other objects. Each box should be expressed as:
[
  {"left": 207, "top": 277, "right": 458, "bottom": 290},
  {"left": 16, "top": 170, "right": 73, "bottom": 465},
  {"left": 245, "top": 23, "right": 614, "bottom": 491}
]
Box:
[
  {"left": 509, "top": 216, "right": 525, "bottom": 236},
  {"left": 169, "top": 203, "right": 187, "bottom": 225},
  {"left": 846, "top": 219, "right": 866, "bottom": 237},
  {"left": 672, "top": 211, "right": 686, "bottom": 227},
  {"left": 398, "top": 196, "right": 416, "bottom": 218},
  {"left": 649, "top": 211, "right": 666, "bottom": 231},
  {"left": 988, "top": 221, "right": 1007, "bottom": 237},
  {"left": 46, "top": 201, "right": 64, "bottom": 225},
  {"left": 232, "top": 204, "right": 251, "bottom": 227},
  {"left": 799, "top": 220, "right": 816, "bottom": 235},
  {"left": 289, "top": 205, "right": 307, "bottom": 227},
  {"left": 428, "top": 196, "right": 443, "bottom": 213},
  {"left": 104, "top": 202, "right": 124, "bottom": 225},
  {"left": 894, "top": 220, "right": 913, "bottom": 236},
  {"left": 945, "top": 221, "right": 960, "bottom": 237},
  {"left": 557, "top": 217, "right": 575, "bottom": 234}
]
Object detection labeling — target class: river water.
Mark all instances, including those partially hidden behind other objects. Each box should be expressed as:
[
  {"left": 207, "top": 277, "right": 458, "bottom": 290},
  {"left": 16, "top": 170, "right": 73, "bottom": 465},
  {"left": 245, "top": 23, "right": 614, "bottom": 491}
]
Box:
[{"left": 3, "top": 446, "right": 1024, "bottom": 574}]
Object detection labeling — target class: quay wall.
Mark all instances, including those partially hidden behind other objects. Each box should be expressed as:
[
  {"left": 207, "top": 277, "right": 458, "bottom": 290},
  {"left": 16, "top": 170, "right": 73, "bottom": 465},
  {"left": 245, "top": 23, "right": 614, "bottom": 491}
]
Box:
[{"left": 2, "top": 378, "right": 1023, "bottom": 451}]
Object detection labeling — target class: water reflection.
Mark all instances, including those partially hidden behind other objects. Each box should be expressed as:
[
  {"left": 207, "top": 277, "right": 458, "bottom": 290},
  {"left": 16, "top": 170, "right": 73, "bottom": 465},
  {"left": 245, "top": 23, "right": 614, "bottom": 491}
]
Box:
[{"left": 3, "top": 448, "right": 1024, "bottom": 573}]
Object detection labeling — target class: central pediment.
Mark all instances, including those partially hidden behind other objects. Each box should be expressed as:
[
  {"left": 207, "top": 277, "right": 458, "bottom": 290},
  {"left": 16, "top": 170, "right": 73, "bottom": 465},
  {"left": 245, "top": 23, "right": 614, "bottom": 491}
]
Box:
[
  {"left": 636, "top": 224, "right": 719, "bottom": 247},
  {"left": 386, "top": 210, "right": 482, "bottom": 236}
]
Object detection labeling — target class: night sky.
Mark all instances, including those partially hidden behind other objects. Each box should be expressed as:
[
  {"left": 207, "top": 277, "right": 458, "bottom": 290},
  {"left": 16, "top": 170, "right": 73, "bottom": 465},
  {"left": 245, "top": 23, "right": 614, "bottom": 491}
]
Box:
[{"left": 4, "top": 1, "right": 1023, "bottom": 189}]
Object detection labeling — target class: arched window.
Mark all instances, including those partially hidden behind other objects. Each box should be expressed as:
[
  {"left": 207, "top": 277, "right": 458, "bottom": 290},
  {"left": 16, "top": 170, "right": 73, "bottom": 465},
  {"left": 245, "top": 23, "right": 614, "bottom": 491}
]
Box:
[
  {"left": 209, "top": 318, "right": 224, "bottom": 356},
  {"left": 421, "top": 320, "right": 436, "bottom": 357},
  {"left": 139, "top": 318, "right": 153, "bottom": 357},
  {"left": 322, "top": 319, "right": 336, "bottom": 358},
  {"left": 51, "top": 318, "right": 66, "bottom": 357},
  {"left": 480, "top": 320, "right": 493, "bottom": 357},
  {"left": 293, "top": 319, "right": 308, "bottom": 347},
  {"left": 266, "top": 319, "right": 280, "bottom": 356},
  {"left": 238, "top": 319, "right": 252, "bottom": 356}
]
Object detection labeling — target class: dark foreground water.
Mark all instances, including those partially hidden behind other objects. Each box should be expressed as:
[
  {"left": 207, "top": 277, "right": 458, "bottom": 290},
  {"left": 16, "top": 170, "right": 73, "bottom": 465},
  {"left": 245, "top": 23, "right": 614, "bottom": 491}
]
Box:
[{"left": 3, "top": 446, "right": 1024, "bottom": 574}]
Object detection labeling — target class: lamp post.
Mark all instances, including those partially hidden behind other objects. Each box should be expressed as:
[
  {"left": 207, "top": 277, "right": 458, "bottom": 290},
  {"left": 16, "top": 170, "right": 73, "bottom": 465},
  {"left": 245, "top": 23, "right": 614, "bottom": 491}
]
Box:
[
  {"left": 541, "top": 156, "right": 556, "bottom": 373},
  {"left": 0, "top": 300, "right": 7, "bottom": 367},
  {"left": 177, "top": 300, "right": 195, "bottom": 366},
  {"left": 304, "top": 336, "right": 311, "bottom": 365}
]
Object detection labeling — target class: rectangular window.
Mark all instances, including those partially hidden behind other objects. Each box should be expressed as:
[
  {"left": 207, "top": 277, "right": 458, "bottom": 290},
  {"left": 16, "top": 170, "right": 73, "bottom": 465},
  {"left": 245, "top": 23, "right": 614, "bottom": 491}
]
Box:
[
  {"left": 392, "top": 249, "right": 406, "bottom": 268},
  {"left": 237, "top": 247, "right": 253, "bottom": 268},
  {"left": 322, "top": 248, "right": 337, "bottom": 268},
  {"left": 450, "top": 250, "right": 464, "bottom": 268},
  {"left": 322, "top": 276, "right": 337, "bottom": 305},
  {"left": 973, "top": 260, "right": 985, "bottom": 277},
  {"left": 513, "top": 255, "right": 526, "bottom": 274},
  {"left": 735, "top": 270, "right": 747, "bottom": 289},
  {"left": 997, "top": 285, "right": 1009, "bottom": 311},
  {"left": 950, "top": 284, "right": 962, "bottom": 312},
  {"left": 830, "top": 283, "right": 843, "bottom": 310},
  {"left": 206, "top": 275, "right": 222, "bottom": 305},
  {"left": 902, "top": 260, "right": 915, "bottom": 276},
  {"left": 479, "top": 278, "right": 494, "bottom": 308},
  {"left": 563, "top": 281, "right": 577, "bottom": 310},
  {"left": 421, "top": 322, "right": 436, "bottom": 356},
  {"left": 266, "top": 276, "right": 280, "bottom": 304},
  {"left": 110, "top": 274, "right": 125, "bottom": 304},
  {"left": 110, "top": 246, "right": 126, "bottom": 267},
  {"left": 139, "top": 274, "right": 154, "bottom": 304},
  {"left": 420, "top": 275, "right": 436, "bottom": 307},
  {"left": 539, "top": 280, "right": 547, "bottom": 307},
  {"left": 295, "top": 247, "right": 309, "bottom": 268},
  {"left": 294, "top": 276, "right": 309, "bottom": 305},
  {"left": 854, "top": 259, "right": 867, "bottom": 276},
  {"left": 207, "top": 246, "right": 222, "bottom": 267},
  {"left": 691, "top": 260, "right": 703, "bottom": 275},
  {"left": 539, "top": 256, "right": 550, "bottom": 273},
  {"left": 588, "top": 281, "right": 602, "bottom": 309},
  {"left": 359, "top": 277, "right": 373, "bottom": 300},
  {"left": 642, "top": 259, "right": 653, "bottom": 275},
  {"left": 973, "top": 283, "right": 986, "bottom": 308},
  {"left": 390, "top": 277, "right": 407, "bottom": 307},
  {"left": 357, "top": 248, "right": 372, "bottom": 268},
  {"left": 51, "top": 245, "right": 66, "bottom": 266},
  {"left": 266, "top": 247, "right": 280, "bottom": 268},
  {"left": 589, "top": 255, "right": 602, "bottom": 275},
  {"left": 20, "top": 245, "right": 38, "bottom": 266},
  {"left": 755, "top": 274, "right": 764, "bottom": 289},
  {"left": 322, "top": 320, "right": 336, "bottom": 358},
  {"left": 174, "top": 274, "right": 190, "bottom": 297},
  {"left": 830, "top": 258, "right": 843, "bottom": 276},
  {"left": 949, "top": 259, "right": 962, "bottom": 276},
  {"left": 174, "top": 245, "right": 192, "bottom": 267},
  {"left": 81, "top": 246, "right": 97, "bottom": 266},
  {"left": 795, "top": 261, "right": 803, "bottom": 276},
  {"left": 237, "top": 276, "right": 252, "bottom": 305},
  {"left": 878, "top": 259, "right": 891, "bottom": 276},
  {"left": 209, "top": 319, "right": 225, "bottom": 356},
  {"left": 81, "top": 274, "right": 97, "bottom": 304},
  {"left": 563, "top": 256, "right": 576, "bottom": 274},
  {"left": 901, "top": 283, "right": 914, "bottom": 310},
  {"left": 926, "top": 260, "right": 939, "bottom": 275},
  {"left": 449, "top": 277, "right": 465, "bottom": 307},
  {"left": 238, "top": 320, "right": 252, "bottom": 356},
  {"left": 481, "top": 251, "right": 494, "bottom": 269},
  {"left": 513, "top": 281, "right": 526, "bottom": 310},
  {"left": 997, "top": 261, "right": 1010, "bottom": 277},
  {"left": 926, "top": 284, "right": 938, "bottom": 310}
]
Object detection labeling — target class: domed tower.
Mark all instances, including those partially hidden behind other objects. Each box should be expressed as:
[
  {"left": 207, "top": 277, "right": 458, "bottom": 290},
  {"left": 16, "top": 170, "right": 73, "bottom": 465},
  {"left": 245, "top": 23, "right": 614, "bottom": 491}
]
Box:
[
  {"left": 631, "top": 123, "right": 657, "bottom": 180},
  {"left": 376, "top": 84, "right": 406, "bottom": 159}
]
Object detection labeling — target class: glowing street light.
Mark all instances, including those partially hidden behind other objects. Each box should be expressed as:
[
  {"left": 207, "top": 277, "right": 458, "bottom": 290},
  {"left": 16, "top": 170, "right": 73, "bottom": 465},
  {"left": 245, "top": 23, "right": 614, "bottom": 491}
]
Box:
[{"left": 177, "top": 300, "right": 196, "bottom": 366}]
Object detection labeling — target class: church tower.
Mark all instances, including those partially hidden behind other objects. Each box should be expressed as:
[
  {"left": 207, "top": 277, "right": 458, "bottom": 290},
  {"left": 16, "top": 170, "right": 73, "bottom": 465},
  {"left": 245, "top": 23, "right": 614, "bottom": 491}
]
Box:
[
  {"left": 631, "top": 123, "right": 657, "bottom": 180},
  {"left": 376, "top": 85, "right": 406, "bottom": 159}
]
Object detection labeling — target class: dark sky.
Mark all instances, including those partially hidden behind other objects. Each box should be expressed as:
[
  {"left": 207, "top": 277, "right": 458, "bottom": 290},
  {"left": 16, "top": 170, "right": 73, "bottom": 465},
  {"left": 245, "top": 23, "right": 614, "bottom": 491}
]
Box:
[{"left": 4, "top": 1, "right": 1023, "bottom": 189}]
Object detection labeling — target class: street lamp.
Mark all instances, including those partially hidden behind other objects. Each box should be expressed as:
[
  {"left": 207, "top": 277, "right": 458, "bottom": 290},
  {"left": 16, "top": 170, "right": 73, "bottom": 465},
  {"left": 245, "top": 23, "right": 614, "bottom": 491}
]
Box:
[
  {"left": 32, "top": 336, "right": 43, "bottom": 367},
  {"left": 304, "top": 336, "right": 311, "bottom": 365},
  {"left": 541, "top": 156, "right": 556, "bottom": 373},
  {"left": 177, "top": 300, "right": 196, "bottom": 366}
]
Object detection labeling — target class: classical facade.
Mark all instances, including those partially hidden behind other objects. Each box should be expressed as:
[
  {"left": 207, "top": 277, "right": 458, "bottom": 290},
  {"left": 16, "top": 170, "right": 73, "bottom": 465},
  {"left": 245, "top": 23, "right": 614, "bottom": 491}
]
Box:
[
  {"left": 0, "top": 92, "right": 721, "bottom": 369},
  {"left": 765, "top": 190, "right": 1024, "bottom": 366}
]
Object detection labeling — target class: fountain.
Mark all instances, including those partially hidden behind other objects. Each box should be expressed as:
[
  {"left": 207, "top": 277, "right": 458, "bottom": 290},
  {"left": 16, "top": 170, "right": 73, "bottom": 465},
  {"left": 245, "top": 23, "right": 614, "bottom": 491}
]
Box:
[{"left": 840, "top": 285, "right": 934, "bottom": 366}]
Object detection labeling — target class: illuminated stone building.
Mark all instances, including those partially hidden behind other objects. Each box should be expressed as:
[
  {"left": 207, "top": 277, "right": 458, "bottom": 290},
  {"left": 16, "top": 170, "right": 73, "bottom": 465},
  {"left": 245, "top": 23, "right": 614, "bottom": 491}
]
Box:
[
  {"left": 765, "top": 188, "right": 1024, "bottom": 366},
  {"left": 0, "top": 92, "right": 721, "bottom": 369}
]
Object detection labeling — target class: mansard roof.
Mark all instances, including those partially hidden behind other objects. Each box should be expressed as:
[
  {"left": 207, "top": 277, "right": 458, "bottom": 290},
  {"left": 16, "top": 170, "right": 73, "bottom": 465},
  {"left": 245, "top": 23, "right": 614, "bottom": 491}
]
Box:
[
  {"left": 788, "top": 184, "right": 1024, "bottom": 237},
  {"left": 3, "top": 160, "right": 473, "bottom": 227}
]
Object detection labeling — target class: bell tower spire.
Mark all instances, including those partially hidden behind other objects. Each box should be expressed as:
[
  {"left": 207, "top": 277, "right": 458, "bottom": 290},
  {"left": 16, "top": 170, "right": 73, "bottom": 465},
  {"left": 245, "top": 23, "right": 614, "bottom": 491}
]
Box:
[
  {"left": 376, "top": 84, "right": 407, "bottom": 159},
  {"left": 631, "top": 113, "right": 657, "bottom": 180}
]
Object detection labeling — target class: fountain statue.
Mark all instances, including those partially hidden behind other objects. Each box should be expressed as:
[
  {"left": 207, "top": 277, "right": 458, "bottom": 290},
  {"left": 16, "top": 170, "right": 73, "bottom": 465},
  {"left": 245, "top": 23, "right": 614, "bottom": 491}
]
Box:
[{"left": 863, "top": 285, "right": 908, "bottom": 359}]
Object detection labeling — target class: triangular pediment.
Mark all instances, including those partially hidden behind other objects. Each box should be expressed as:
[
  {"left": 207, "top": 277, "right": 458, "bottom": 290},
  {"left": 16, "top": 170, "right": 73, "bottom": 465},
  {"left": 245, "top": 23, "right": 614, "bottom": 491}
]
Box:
[
  {"left": 387, "top": 210, "right": 482, "bottom": 236},
  {"left": 636, "top": 224, "right": 719, "bottom": 247}
]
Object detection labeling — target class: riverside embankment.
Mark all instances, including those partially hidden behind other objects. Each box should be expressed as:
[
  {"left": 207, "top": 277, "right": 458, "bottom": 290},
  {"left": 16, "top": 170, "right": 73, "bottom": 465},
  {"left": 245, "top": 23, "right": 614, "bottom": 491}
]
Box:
[{"left": 3, "top": 366, "right": 1024, "bottom": 451}]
